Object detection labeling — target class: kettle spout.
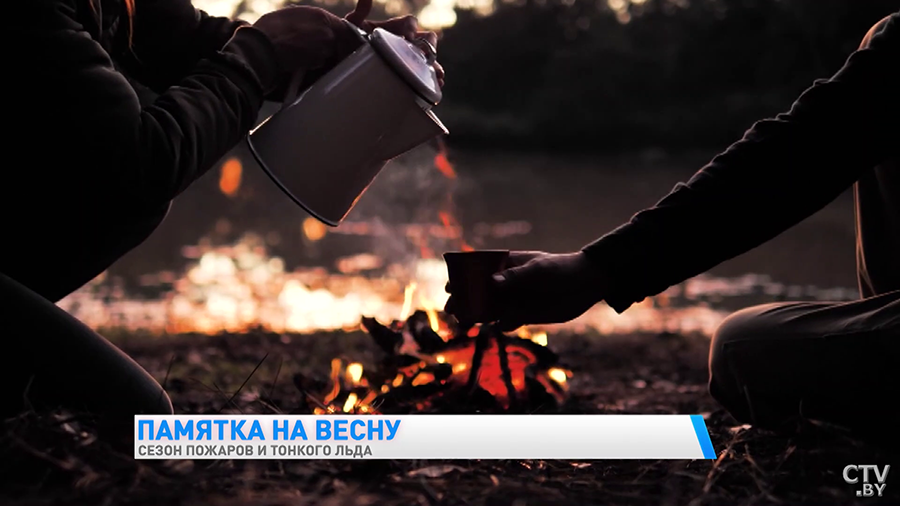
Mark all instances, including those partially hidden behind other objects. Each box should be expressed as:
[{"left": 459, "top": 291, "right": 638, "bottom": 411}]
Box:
[{"left": 379, "top": 108, "right": 449, "bottom": 160}]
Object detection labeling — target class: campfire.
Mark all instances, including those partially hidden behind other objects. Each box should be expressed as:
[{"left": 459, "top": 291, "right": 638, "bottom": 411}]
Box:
[
  {"left": 295, "top": 291, "right": 572, "bottom": 414},
  {"left": 248, "top": 139, "right": 572, "bottom": 414}
]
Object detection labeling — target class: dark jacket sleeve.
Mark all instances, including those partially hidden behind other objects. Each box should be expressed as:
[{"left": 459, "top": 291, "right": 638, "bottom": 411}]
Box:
[
  {"left": 11, "top": 0, "right": 278, "bottom": 206},
  {"left": 123, "top": 0, "right": 252, "bottom": 91},
  {"left": 582, "top": 12, "right": 900, "bottom": 313}
]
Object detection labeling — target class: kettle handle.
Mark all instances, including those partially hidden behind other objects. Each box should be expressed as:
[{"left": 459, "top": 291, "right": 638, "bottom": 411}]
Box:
[{"left": 412, "top": 36, "right": 438, "bottom": 64}]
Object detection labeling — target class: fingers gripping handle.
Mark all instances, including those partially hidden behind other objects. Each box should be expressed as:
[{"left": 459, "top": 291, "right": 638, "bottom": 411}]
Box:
[{"left": 412, "top": 36, "right": 438, "bottom": 64}]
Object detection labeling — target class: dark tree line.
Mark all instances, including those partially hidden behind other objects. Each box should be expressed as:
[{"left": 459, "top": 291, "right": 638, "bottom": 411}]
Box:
[{"left": 432, "top": 0, "right": 897, "bottom": 152}]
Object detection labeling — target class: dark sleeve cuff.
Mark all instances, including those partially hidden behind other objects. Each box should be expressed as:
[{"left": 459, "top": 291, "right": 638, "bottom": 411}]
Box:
[
  {"left": 581, "top": 229, "right": 649, "bottom": 314},
  {"left": 221, "top": 26, "right": 280, "bottom": 96}
]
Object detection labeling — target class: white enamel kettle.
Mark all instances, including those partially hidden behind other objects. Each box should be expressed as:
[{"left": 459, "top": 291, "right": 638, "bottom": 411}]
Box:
[{"left": 246, "top": 21, "right": 449, "bottom": 227}]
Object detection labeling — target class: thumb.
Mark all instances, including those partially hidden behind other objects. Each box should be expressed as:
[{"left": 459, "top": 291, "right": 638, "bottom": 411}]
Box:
[
  {"left": 345, "top": 0, "right": 373, "bottom": 27},
  {"left": 491, "top": 264, "right": 531, "bottom": 297}
]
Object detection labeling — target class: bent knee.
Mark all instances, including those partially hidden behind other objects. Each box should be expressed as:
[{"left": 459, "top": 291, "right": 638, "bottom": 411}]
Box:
[
  {"left": 707, "top": 303, "right": 788, "bottom": 417},
  {"left": 709, "top": 304, "right": 777, "bottom": 375},
  {"left": 124, "top": 368, "right": 174, "bottom": 416},
  {"left": 134, "top": 375, "right": 174, "bottom": 415}
]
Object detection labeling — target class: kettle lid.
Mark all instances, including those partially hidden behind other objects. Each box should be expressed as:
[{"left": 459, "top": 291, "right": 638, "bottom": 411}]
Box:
[{"left": 369, "top": 28, "right": 443, "bottom": 106}]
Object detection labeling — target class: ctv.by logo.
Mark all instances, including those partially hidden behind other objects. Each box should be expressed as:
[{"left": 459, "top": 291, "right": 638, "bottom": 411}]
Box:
[{"left": 843, "top": 465, "right": 890, "bottom": 498}]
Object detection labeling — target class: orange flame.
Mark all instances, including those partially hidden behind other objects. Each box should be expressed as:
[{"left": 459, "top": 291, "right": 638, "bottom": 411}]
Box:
[
  {"left": 324, "top": 358, "right": 343, "bottom": 405},
  {"left": 303, "top": 217, "right": 327, "bottom": 242},
  {"left": 438, "top": 211, "right": 453, "bottom": 228},
  {"left": 400, "top": 282, "right": 417, "bottom": 321},
  {"left": 219, "top": 157, "right": 242, "bottom": 197},
  {"left": 425, "top": 308, "right": 441, "bottom": 334},
  {"left": 434, "top": 152, "right": 456, "bottom": 179},
  {"left": 438, "top": 211, "right": 474, "bottom": 251}
]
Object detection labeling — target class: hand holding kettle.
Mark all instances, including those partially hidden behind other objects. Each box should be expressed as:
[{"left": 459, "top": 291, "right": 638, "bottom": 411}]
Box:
[
  {"left": 251, "top": 0, "right": 444, "bottom": 97},
  {"left": 345, "top": 0, "right": 444, "bottom": 87},
  {"left": 247, "top": 0, "right": 450, "bottom": 228}
]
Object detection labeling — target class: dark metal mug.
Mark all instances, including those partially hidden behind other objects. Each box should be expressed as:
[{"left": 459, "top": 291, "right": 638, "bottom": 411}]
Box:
[{"left": 443, "top": 250, "right": 510, "bottom": 323}]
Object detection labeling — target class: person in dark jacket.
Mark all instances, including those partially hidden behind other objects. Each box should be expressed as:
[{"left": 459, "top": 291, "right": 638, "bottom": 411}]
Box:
[
  {"left": 0, "top": 0, "right": 441, "bottom": 419},
  {"left": 446, "top": 13, "right": 899, "bottom": 439}
]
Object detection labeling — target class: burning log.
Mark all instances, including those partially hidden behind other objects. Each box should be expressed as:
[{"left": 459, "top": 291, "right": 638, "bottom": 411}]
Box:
[
  {"left": 298, "top": 310, "right": 572, "bottom": 415},
  {"left": 362, "top": 316, "right": 403, "bottom": 354},
  {"left": 403, "top": 311, "right": 446, "bottom": 354}
]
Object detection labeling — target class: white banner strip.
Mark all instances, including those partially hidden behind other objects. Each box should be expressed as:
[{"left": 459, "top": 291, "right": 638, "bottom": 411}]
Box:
[{"left": 134, "top": 414, "right": 717, "bottom": 460}]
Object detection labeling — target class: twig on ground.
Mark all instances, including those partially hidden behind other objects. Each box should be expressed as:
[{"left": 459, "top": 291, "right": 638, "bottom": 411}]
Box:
[
  {"left": 702, "top": 436, "right": 737, "bottom": 494},
  {"left": 267, "top": 355, "right": 284, "bottom": 402},
  {"left": 159, "top": 353, "right": 177, "bottom": 410},
  {"left": 217, "top": 353, "right": 269, "bottom": 414}
]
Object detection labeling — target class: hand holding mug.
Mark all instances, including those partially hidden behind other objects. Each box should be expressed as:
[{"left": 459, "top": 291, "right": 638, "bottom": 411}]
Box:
[{"left": 444, "top": 251, "right": 607, "bottom": 332}]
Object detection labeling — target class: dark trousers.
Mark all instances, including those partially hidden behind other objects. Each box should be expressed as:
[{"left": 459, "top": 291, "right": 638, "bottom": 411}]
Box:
[
  {"left": 708, "top": 160, "right": 900, "bottom": 440},
  {"left": 708, "top": 291, "right": 898, "bottom": 434},
  {"left": 0, "top": 203, "right": 173, "bottom": 418}
]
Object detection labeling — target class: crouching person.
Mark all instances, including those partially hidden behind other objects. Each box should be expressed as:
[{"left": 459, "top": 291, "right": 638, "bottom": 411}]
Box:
[
  {"left": 444, "top": 12, "right": 900, "bottom": 442},
  {"left": 1, "top": 0, "right": 442, "bottom": 422}
]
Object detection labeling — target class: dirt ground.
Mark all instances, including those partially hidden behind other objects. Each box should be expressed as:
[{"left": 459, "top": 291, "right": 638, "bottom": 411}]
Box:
[{"left": 2, "top": 329, "right": 895, "bottom": 506}]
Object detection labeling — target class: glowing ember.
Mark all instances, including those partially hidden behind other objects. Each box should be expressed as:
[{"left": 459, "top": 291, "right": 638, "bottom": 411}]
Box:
[
  {"left": 548, "top": 367, "right": 569, "bottom": 385},
  {"left": 517, "top": 327, "right": 548, "bottom": 346},
  {"left": 346, "top": 363, "right": 364, "bottom": 384},
  {"left": 292, "top": 310, "right": 572, "bottom": 415},
  {"left": 342, "top": 393, "right": 359, "bottom": 413}
]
